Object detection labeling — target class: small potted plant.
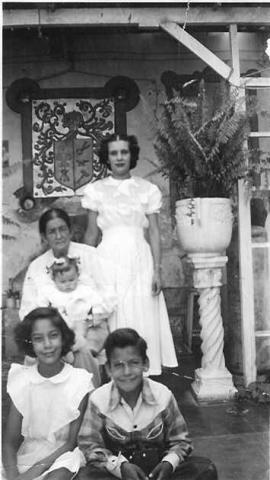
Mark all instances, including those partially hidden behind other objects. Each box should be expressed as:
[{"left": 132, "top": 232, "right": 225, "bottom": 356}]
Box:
[{"left": 154, "top": 80, "right": 257, "bottom": 255}]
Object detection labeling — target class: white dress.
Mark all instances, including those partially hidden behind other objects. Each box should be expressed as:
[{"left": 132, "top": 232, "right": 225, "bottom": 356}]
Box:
[
  {"left": 81, "top": 175, "right": 178, "bottom": 375},
  {"left": 37, "top": 282, "right": 114, "bottom": 328},
  {"left": 6, "top": 363, "right": 93, "bottom": 479}
]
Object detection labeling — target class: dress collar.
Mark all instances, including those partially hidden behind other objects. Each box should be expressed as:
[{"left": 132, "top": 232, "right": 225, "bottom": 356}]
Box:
[
  {"left": 106, "top": 175, "right": 136, "bottom": 185},
  {"left": 108, "top": 378, "right": 157, "bottom": 411},
  {"left": 29, "top": 362, "right": 73, "bottom": 385},
  {"left": 106, "top": 176, "right": 137, "bottom": 196}
]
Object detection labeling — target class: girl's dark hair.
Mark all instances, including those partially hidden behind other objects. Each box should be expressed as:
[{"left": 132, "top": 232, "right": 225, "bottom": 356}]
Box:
[
  {"left": 104, "top": 328, "right": 148, "bottom": 363},
  {"left": 39, "top": 208, "right": 71, "bottom": 236},
  {"left": 99, "top": 134, "right": 140, "bottom": 170},
  {"left": 14, "top": 307, "right": 75, "bottom": 357},
  {"left": 51, "top": 256, "right": 79, "bottom": 280}
]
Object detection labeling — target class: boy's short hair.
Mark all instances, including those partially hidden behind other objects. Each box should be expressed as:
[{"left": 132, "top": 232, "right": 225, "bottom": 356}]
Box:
[
  {"left": 50, "top": 256, "right": 79, "bottom": 280},
  {"left": 14, "top": 307, "right": 75, "bottom": 357},
  {"left": 104, "top": 328, "right": 148, "bottom": 363}
]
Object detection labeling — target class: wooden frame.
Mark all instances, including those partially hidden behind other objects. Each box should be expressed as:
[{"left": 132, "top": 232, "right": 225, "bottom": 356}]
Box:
[{"left": 3, "top": 5, "right": 270, "bottom": 28}]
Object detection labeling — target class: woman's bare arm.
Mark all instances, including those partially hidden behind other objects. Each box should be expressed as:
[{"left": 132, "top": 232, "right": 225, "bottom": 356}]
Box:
[
  {"left": 147, "top": 213, "right": 162, "bottom": 296},
  {"left": 84, "top": 211, "right": 100, "bottom": 246}
]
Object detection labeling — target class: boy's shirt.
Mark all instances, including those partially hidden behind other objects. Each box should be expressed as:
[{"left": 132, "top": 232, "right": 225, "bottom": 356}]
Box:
[{"left": 79, "top": 378, "right": 193, "bottom": 478}]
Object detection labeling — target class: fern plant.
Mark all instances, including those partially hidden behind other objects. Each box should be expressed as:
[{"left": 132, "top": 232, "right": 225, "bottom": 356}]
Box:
[{"left": 154, "top": 82, "right": 256, "bottom": 199}]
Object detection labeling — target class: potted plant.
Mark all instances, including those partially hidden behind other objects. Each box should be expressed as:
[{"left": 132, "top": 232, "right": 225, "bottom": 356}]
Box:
[{"left": 154, "top": 81, "right": 257, "bottom": 255}]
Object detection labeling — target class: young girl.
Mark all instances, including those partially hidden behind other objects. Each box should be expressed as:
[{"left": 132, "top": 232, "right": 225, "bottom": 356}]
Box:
[
  {"left": 3, "top": 307, "right": 94, "bottom": 480},
  {"left": 39, "top": 256, "right": 113, "bottom": 364},
  {"left": 82, "top": 134, "right": 178, "bottom": 375}
]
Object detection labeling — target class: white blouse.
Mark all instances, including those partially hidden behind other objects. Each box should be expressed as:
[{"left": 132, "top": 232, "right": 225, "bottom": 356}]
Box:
[{"left": 81, "top": 176, "right": 162, "bottom": 231}]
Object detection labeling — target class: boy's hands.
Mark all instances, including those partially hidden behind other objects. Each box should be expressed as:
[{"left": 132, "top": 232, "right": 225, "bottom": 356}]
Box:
[
  {"left": 120, "top": 462, "right": 148, "bottom": 480},
  {"left": 149, "top": 461, "right": 173, "bottom": 480},
  {"left": 120, "top": 461, "right": 172, "bottom": 480}
]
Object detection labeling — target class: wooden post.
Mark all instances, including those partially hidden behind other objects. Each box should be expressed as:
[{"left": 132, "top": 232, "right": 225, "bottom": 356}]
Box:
[{"left": 229, "top": 24, "right": 257, "bottom": 385}]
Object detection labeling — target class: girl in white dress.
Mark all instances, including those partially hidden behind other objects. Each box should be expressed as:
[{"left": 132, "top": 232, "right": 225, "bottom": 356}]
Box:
[
  {"left": 81, "top": 134, "right": 177, "bottom": 375},
  {"left": 3, "top": 307, "right": 93, "bottom": 480}
]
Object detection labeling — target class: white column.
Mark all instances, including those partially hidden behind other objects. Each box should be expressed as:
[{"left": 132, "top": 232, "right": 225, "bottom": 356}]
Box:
[{"left": 189, "top": 254, "right": 237, "bottom": 401}]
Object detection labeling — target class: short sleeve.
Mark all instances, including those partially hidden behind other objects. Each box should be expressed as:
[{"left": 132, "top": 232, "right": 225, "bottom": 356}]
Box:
[
  {"left": 7, "top": 363, "right": 29, "bottom": 415},
  {"left": 81, "top": 183, "right": 101, "bottom": 212},
  {"left": 70, "top": 369, "right": 94, "bottom": 411},
  {"left": 145, "top": 183, "right": 162, "bottom": 214}
]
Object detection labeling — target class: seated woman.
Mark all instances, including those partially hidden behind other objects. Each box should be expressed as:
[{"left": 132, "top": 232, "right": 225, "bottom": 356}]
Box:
[
  {"left": 19, "top": 207, "right": 103, "bottom": 386},
  {"left": 19, "top": 208, "right": 99, "bottom": 319},
  {"left": 2, "top": 307, "right": 94, "bottom": 480}
]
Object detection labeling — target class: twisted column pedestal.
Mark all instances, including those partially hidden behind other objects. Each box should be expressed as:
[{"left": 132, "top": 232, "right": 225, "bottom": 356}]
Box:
[{"left": 189, "top": 255, "right": 237, "bottom": 402}]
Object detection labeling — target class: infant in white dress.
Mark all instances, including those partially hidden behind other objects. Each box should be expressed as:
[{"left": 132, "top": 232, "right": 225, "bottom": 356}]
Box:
[{"left": 38, "top": 256, "right": 113, "bottom": 361}]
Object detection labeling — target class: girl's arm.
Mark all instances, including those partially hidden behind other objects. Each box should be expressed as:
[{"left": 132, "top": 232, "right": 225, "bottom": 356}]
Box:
[
  {"left": 147, "top": 213, "right": 162, "bottom": 296},
  {"left": 14, "top": 394, "right": 89, "bottom": 480},
  {"left": 84, "top": 211, "right": 100, "bottom": 246},
  {"left": 2, "top": 402, "right": 23, "bottom": 480}
]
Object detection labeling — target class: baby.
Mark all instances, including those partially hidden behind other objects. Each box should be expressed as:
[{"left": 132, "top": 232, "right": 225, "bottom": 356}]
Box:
[{"left": 39, "top": 256, "right": 113, "bottom": 362}]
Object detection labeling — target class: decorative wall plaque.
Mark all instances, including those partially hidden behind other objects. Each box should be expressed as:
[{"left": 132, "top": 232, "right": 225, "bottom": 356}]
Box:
[{"left": 32, "top": 98, "right": 114, "bottom": 197}]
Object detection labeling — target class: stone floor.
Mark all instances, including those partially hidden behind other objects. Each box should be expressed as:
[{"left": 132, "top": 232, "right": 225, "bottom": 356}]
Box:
[
  {"left": 2, "top": 353, "right": 270, "bottom": 480},
  {"left": 155, "top": 354, "right": 270, "bottom": 480}
]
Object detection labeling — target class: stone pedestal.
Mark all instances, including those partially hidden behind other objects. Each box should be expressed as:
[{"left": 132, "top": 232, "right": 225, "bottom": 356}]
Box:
[{"left": 189, "top": 254, "right": 237, "bottom": 402}]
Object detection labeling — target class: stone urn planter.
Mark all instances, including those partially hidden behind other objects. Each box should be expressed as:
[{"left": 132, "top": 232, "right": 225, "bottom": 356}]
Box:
[
  {"left": 175, "top": 197, "right": 233, "bottom": 256},
  {"left": 175, "top": 197, "right": 236, "bottom": 401}
]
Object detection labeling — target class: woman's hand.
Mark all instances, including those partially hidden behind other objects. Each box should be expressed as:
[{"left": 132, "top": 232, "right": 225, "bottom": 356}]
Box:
[
  {"left": 120, "top": 462, "right": 148, "bottom": 480},
  {"left": 149, "top": 461, "right": 173, "bottom": 480},
  {"left": 152, "top": 270, "right": 161, "bottom": 296}
]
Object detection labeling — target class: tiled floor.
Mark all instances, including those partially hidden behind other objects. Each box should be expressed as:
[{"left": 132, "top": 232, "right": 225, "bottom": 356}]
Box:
[{"left": 2, "top": 356, "right": 270, "bottom": 480}]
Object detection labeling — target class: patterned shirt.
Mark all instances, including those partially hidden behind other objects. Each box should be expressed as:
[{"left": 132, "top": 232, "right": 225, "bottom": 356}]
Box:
[{"left": 79, "top": 378, "right": 193, "bottom": 478}]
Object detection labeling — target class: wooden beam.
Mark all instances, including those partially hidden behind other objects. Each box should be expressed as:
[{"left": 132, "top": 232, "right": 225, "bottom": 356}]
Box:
[
  {"left": 238, "top": 180, "right": 257, "bottom": 386},
  {"left": 230, "top": 31, "right": 257, "bottom": 386},
  {"left": 229, "top": 24, "right": 240, "bottom": 87},
  {"left": 3, "top": 6, "right": 270, "bottom": 28},
  {"left": 241, "top": 77, "right": 270, "bottom": 88},
  {"left": 249, "top": 132, "right": 270, "bottom": 138},
  {"left": 160, "top": 22, "right": 233, "bottom": 83}
]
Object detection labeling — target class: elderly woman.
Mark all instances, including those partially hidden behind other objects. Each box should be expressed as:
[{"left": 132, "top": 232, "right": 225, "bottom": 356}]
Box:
[
  {"left": 19, "top": 208, "right": 99, "bottom": 319},
  {"left": 81, "top": 133, "right": 178, "bottom": 376},
  {"left": 19, "top": 207, "right": 102, "bottom": 386}
]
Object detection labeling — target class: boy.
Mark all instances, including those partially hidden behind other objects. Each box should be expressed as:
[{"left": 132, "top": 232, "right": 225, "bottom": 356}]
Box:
[{"left": 78, "top": 328, "right": 218, "bottom": 480}]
